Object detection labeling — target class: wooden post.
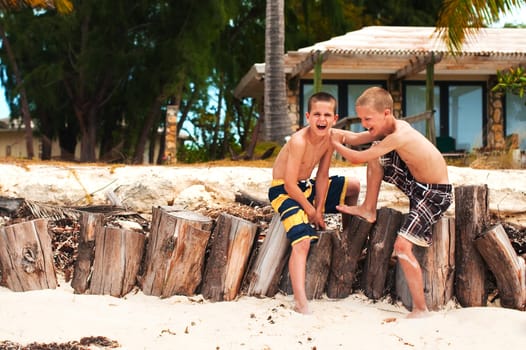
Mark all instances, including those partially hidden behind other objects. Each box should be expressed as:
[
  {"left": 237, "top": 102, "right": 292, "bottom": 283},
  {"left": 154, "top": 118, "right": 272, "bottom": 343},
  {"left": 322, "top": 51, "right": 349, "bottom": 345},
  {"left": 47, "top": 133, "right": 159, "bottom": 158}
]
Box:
[
  {"left": 243, "top": 214, "right": 289, "bottom": 297},
  {"left": 327, "top": 215, "right": 374, "bottom": 298},
  {"left": 89, "top": 226, "right": 145, "bottom": 297},
  {"left": 201, "top": 213, "right": 258, "bottom": 301},
  {"left": 455, "top": 185, "right": 489, "bottom": 307},
  {"left": 475, "top": 224, "right": 526, "bottom": 310},
  {"left": 362, "top": 207, "right": 403, "bottom": 300},
  {"left": 278, "top": 230, "right": 333, "bottom": 299},
  {"left": 395, "top": 217, "right": 456, "bottom": 310},
  {"left": 139, "top": 207, "right": 213, "bottom": 297},
  {"left": 71, "top": 212, "right": 104, "bottom": 294},
  {"left": 0, "top": 219, "right": 57, "bottom": 291}
]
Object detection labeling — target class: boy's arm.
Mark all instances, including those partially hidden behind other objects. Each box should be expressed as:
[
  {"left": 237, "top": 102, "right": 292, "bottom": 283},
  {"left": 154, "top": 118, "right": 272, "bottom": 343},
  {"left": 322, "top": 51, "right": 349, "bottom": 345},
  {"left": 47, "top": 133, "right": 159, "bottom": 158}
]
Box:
[
  {"left": 331, "top": 129, "right": 375, "bottom": 146},
  {"left": 332, "top": 133, "right": 399, "bottom": 164},
  {"left": 311, "top": 147, "right": 332, "bottom": 230}
]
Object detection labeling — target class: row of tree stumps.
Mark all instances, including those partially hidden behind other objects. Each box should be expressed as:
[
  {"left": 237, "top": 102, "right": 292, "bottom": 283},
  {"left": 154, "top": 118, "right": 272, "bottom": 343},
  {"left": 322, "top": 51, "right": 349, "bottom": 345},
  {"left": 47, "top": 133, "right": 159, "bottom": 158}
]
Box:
[{"left": 0, "top": 185, "right": 524, "bottom": 312}]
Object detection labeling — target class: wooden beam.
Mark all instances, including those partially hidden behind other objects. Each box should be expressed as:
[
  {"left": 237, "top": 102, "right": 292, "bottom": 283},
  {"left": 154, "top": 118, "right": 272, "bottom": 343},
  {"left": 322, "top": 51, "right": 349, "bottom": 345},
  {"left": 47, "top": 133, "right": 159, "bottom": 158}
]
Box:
[
  {"left": 289, "top": 50, "right": 330, "bottom": 78},
  {"left": 394, "top": 52, "right": 443, "bottom": 80}
]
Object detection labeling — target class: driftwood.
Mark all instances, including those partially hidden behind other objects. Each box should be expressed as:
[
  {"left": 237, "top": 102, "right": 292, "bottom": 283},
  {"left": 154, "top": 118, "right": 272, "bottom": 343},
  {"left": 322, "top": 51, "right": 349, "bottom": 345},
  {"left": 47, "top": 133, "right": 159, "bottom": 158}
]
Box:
[
  {"left": 243, "top": 214, "right": 289, "bottom": 297},
  {"left": 362, "top": 207, "right": 403, "bottom": 300},
  {"left": 89, "top": 226, "right": 145, "bottom": 297},
  {"left": 279, "top": 230, "right": 333, "bottom": 299},
  {"left": 235, "top": 190, "right": 269, "bottom": 208},
  {"left": 475, "top": 224, "right": 526, "bottom": 310},
  {"left": 71, "top": 212, "right": 104, "bottom": 294},
  {"left": 0, "top": 218, "right": 57, "bottom": 291},
  {"left": 396, "top": 217, "right": 456, "bottom": 311},
  {"left": 140, "top": 206, "right": 213, "bottom": 297},
  {"left": 327, "top": 215, "right": 374, "bottom": 298},
  {"left": 454, "top": 185, "right": 489, "bottom": 307},
  {"left": 201, "top": 213, "right": 258, "bottom": 301}
]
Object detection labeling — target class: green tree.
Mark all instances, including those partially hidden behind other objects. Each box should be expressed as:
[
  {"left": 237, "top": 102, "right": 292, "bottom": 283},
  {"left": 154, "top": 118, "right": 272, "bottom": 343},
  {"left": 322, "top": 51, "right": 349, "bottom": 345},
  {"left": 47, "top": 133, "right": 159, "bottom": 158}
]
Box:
[{"left": 436, "top": 0, "right": 525, "bottom": 52}]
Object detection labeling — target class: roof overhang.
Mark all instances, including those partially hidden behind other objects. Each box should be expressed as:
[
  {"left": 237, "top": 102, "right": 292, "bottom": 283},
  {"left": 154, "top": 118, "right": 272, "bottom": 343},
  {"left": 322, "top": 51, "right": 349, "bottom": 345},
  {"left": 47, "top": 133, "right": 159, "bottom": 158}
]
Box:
[{"left": 234, "top": 26, "right": 526, "bottom": 99}]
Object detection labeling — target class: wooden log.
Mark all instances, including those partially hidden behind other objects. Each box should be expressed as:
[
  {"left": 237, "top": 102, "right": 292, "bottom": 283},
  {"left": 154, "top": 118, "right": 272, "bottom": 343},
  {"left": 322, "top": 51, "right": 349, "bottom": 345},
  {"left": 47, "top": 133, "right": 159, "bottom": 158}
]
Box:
[
  {"left": 474, "top": 224, "right": 526, "bottom": 310},
  {"left": 201, "top": 213, "right": 258, "bottom": 301},
  {"left": 0, "top": 218, "right": 57, "bottom": 291},
  {"left": 454, "top": 185, "right": 489, "bottom": 307},
  {"left": 71, "top": 212, "right": 104, "bottom": 294},
  {"left": 362, "top": 207, "right": 403, "bottom": 300},
  {"left": 89, "top": 226, "right": 145, "bottom": 297},
  {"left": 327, "top": 215, "right": 374, "bottom": 298},
  {"left": 139, "top": 207, "right": 213, "bottom": 297},
  {"left": 395, "top": 217, "right": 456, "bottom": 311},
  {"left": 243, "top": 214, "right": 289, "bottom": 297},
  {"left": 279, "top": 230, "right": 333, "bottom": 299}
]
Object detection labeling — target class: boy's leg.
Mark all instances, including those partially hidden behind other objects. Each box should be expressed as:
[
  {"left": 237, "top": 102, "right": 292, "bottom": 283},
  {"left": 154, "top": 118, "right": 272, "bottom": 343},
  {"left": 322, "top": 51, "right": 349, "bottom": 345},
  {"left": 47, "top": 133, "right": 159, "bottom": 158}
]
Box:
[
  {"left": 289, "top": 239, "right": 311, "bottom": 314},
  {"left": 394, "top": 235, "right": 429, "bottom": 318},
  {"left": 337, "top": 158, "right": 383, "bottom": 223}
]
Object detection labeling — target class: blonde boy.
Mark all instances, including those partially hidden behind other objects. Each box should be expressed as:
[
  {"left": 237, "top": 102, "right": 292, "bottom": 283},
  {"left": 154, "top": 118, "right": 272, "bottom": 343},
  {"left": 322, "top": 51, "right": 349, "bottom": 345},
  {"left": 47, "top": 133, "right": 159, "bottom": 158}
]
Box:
[{"left": 331, "top": 86, "right": 452, "bottom": 318}]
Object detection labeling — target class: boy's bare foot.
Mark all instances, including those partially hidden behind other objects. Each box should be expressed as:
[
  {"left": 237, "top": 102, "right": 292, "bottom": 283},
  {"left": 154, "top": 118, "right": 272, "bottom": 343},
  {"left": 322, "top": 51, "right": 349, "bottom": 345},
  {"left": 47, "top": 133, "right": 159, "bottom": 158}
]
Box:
[
  {"left": 336, "top": 205, "right": 376, "bottom": 223},
  {"left": 406, "top": 308, "right": 429, "bottom": 319},
  {"left": 293, "top": 303, "right": 312, "bottom": 315}
]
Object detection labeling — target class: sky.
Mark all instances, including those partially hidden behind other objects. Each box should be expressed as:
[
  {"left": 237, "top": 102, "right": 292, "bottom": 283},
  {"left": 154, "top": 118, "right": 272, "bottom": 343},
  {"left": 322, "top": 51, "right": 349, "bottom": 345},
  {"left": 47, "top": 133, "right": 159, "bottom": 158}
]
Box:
[{"left": 0, "top": 4, "right": 525, "bottom": 121}]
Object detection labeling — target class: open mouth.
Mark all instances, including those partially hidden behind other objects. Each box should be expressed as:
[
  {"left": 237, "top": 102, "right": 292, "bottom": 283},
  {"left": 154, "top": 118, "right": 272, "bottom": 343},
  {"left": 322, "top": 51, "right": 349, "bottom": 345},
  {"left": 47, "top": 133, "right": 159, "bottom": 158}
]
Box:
[{"left": 316, "top": 124, "right": 327, "bottom": 130}]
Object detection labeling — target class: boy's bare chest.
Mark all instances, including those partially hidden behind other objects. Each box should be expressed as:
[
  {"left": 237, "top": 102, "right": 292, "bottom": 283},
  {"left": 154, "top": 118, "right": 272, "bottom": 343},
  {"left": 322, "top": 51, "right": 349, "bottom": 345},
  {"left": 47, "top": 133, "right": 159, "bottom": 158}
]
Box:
[{"left": 300, "top": 140, "right": 329, "bottom": 173}]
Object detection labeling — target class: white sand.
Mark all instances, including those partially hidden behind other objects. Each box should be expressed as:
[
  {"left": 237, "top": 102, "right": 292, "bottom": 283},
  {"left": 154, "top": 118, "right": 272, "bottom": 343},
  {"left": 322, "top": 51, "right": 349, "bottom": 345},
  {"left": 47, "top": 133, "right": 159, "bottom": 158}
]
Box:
[{"left": 1, "top": 163, "right": 525, "bottom": 349}]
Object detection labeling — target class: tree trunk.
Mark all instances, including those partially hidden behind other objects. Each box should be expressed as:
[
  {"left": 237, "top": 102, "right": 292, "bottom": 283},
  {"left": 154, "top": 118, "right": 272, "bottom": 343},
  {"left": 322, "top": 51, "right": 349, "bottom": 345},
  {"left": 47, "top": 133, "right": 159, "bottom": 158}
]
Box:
[
  {"left": 264, "top": 0, "right": 290, "bottom": 143},
  {"left": 362, "top": 207, "right": 403, "bottom": 300},
  {"left": 0, "top": 219, "right": 56, "bottom": 291},
  {"left": 0, "top": 24, "right": 34, "bottom": 159},
  {"left": 139, "top": 207, "right": 213, "bottom": 297},
  {"left": 71, "top": 212, "right": 104, "bottom": 294},
  {"left": 396, "top": 217, "right": 456, "bottom": 311},
  {"left": 243, "top": 213, "right": 289, "bottom": 297},
  {"left": 279, "top": 230, "right": 333, "bottom": 299},
  {"left": 327, "top": 215, "right": 374, "bottom": 298},
  {"left": 89, "top": 226, "right": 145, "bottom": 297},
  {"left": 201, "top": 213, "right": 258, "bottom": 301},
  {"left": 454, "top": 185, "right": 489, "bottom": 307},
  {"left": 475, "top": 224, "right": 526, "bottom": 310},
  {"left": 134, "top": 98, "right": 162, "bottom": 164}
]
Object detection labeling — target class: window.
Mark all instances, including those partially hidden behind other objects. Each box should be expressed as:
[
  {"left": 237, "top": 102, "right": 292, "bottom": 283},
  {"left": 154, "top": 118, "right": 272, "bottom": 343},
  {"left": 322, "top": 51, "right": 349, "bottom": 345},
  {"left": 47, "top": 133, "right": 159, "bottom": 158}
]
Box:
[
  {"left": 404, "top": 82, "right": 485, "bottom": 152},
  {"left": 505, "top": 94, "right": 526, "bottom": 149}
]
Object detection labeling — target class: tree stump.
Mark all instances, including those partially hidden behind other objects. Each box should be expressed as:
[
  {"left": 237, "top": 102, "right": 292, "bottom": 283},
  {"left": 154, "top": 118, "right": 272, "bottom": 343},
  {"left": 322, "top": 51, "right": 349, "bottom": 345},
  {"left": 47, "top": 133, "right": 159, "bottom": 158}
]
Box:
[
  {"left": 362, "top": 207, "right": 403, "bottom": 300},
  {"left": 71, "top": 212, "right": 104, "bottom": 294},
  {"left": 278, "top": 230, "right": 333, "bottom": 299},
  {"left": 454, "top": 185, "right": 489, "bottom": 307},
  {"left": 0, "top": 218, "right": 57, "bottom": 291},
  {"left": 327, "top": 215, "right": 374, "bottom": 298},
  {"left": 140, "top": 207, "right": 213, "bottom": 297},
  {"left": 395, "top": 216, "right": 456, "bottom": 311},
  {"left": 243, "top": 214, "right": 289, "bottom": 297},
  {"left": 89, "top": 226, "right": 145, "bottom": 297},
  {"left": 201, "top": 213, "right": 258, "bottom": 301},
  {"left": 475, "top": 224, "right": 526, "bottom": 310}
]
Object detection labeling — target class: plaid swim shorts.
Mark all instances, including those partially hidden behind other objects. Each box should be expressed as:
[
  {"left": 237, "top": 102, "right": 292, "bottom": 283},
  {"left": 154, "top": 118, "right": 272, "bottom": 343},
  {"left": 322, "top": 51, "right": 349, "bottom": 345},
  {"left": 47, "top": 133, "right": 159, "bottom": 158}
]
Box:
[{"left": 381, "top": 150, "right": 453, "bottom": 247}]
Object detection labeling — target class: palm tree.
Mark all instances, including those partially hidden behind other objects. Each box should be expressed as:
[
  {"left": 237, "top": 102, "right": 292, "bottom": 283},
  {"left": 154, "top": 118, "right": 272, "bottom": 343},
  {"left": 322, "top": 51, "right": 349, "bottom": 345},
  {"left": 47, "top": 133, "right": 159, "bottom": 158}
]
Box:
[
  {"left": 436, "top": 0, "right": 525, "bottom": 52},
  {"left": 264, "top": 0, "right": 290, "bottom": 144},
  {"left": 0, "top": 0, "right": 72, "bottom": 159}
]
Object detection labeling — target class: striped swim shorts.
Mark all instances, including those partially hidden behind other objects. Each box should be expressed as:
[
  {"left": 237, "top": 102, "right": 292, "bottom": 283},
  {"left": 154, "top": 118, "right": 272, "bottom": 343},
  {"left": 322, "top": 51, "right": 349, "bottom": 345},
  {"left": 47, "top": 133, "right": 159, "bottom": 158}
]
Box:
[{"left": 268, "top": 175, "right": 347, "bottom": 246}]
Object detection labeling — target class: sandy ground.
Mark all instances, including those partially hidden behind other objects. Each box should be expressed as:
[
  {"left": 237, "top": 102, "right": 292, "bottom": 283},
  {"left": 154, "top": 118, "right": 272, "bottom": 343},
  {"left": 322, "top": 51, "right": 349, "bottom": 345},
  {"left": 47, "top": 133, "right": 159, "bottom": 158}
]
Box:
[{"left": 0, "top": 162, "right": 525, "bottom": 349}]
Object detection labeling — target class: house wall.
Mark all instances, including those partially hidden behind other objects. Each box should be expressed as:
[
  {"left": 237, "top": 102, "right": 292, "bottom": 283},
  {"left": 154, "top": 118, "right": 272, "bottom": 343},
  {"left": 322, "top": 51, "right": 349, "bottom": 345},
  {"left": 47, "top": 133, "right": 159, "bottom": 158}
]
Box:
[{"left": 0, "top": 129, "right": 162, "bottom": 163}]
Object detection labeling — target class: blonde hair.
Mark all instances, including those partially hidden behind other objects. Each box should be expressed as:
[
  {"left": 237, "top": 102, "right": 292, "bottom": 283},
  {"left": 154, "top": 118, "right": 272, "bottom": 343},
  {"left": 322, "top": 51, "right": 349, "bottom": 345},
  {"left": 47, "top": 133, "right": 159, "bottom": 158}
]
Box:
[{"left": 355, "top": 87, "right": 393, "bottom": 112}]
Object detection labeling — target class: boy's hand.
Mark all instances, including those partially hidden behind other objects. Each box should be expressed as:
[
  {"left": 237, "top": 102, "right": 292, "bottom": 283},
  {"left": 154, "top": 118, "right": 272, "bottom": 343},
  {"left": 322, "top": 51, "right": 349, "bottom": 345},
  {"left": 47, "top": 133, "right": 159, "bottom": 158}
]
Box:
[
  {"left": 330, "top": 130, "right": 346, "bottom": 145},
  {"left": 307, "top": 208, "right": 326, "bottom": 230}
]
